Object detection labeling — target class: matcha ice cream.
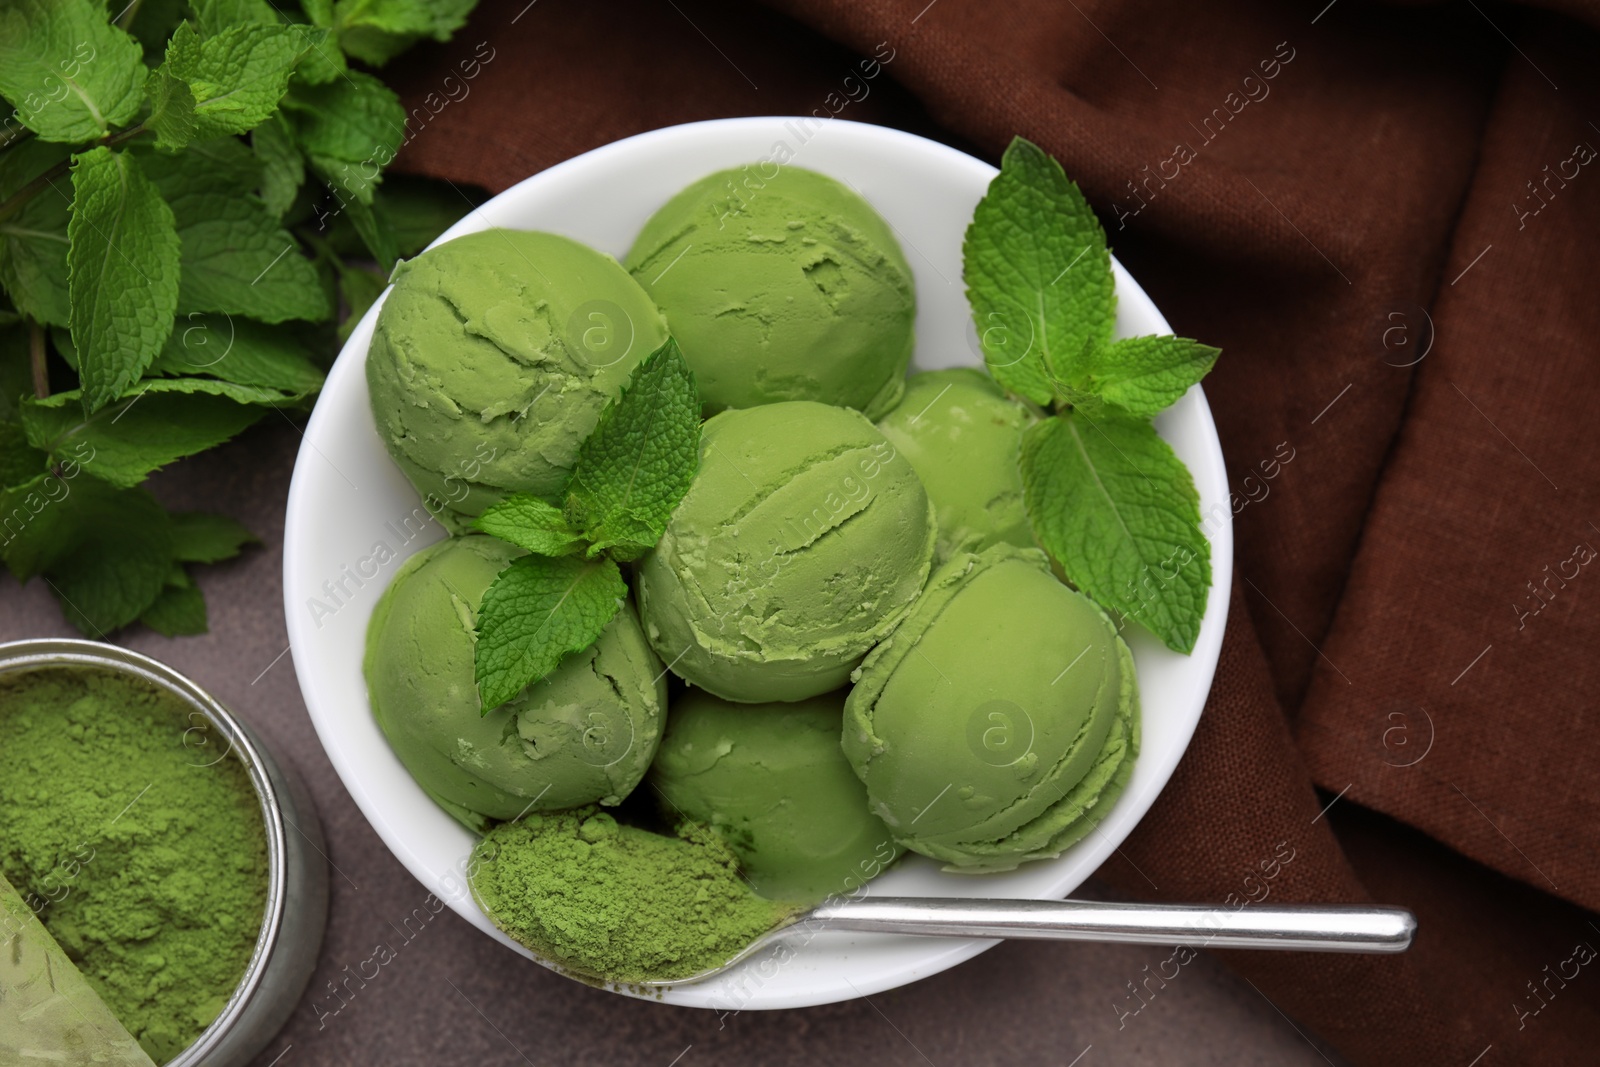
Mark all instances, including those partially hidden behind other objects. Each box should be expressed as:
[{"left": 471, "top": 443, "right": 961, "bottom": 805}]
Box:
[
  {"left": 469, "top": 809, "right": 795, "bottom": 984},
  {"left": 650, "top": 690, "right": 903, "bottom": 904},
  {"left": 637, "top": 401, "right": 937, "bottom": 703},
  {"left": 878, "top": 368, "right": 1035, "bottom": 560},
  {"left": 843, "top": 544, "right": 1139, "bottom": 871},
  {"left": 365, "top": 536, "right": 666, "bottom": 832},
  {"left": 367, "top": 229, "right": 668, "bottom": 525},
  {"left": 625, "top": 166, "right": 915, "bottom": 417}
]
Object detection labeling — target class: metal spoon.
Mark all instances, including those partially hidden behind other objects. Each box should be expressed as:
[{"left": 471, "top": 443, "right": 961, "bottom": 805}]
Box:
[{"left": 632, "top": 896, "right": 1416, "bottom": 988}]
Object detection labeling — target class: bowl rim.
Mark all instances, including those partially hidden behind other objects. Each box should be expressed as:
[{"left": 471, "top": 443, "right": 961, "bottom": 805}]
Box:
[
  {"left": 283, "top": 115, "right": 1233, "bottom": 1009},
  {"left": 0, "top": 637, "right": 289, "bottom": 1064}
]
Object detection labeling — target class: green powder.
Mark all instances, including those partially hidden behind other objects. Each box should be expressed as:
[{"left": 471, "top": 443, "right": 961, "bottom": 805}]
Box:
[
  {"left": 0, "top": 667, "right": 268, "bottom": 1064},
  {"left": 469, "top": 809, "right": 795, "bottom": 983}
]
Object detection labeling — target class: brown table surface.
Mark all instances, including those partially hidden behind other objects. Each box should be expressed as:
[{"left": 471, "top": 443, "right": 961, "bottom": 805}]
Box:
[{"left": 1, "top": 422, "right": 1344, "bottom": 1067}]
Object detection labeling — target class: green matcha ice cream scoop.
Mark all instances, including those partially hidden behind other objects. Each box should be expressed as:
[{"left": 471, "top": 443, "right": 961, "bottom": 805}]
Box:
[
  {"left": 637, "top": 401, "right": 937, "bottom": 703},
  {"left": 649, "top": 689, "right": 903, "bottom": 904},
  {"left": 625, "top": 166, "right": 915, "bottom": 417},
  {"left": 877, "top": 368, "right": 1035, "bottom": 561},
  {"left": 365, "top": 536, "right": 665, "bottom": 832},
  {"left": 367, "top": 229, "right": 668, "bottom": 526},
  {"left": 843, "top": 544, "right": 1140, "bottom": 871}
]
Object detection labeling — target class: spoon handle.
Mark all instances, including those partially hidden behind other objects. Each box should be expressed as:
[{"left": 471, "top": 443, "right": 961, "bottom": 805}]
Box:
[{"left": 808, "top": 898, "right": 1415, "bottom": 953}]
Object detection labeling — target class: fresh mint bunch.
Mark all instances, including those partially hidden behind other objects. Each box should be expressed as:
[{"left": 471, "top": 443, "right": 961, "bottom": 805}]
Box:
[
  {"left": 0, "top": 0, "right": 481, "bottom": 636},
  {"left": 472, "top": 340, "right": 700, "bottom": 712},
  {"left": 964, "top": 137, "right": 1218, "bottom": 654}
]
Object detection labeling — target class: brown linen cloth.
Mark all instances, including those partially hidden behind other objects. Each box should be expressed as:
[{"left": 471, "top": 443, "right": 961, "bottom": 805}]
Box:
[{"left": 387, "top": 1, "right": 1600, "bottom": 1062}]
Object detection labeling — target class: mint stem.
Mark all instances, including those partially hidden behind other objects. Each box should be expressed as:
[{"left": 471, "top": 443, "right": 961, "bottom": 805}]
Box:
[{"left": 27, "top": 318, "right": 48, "bottom": 400}]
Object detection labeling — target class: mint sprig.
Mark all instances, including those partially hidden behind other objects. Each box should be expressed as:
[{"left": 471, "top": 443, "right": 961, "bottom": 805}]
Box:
[
  {"left": 965, "top": 137, "right": 1218, "bottom": 653},
  {"left": 0, "top": 0, "right": 482, "bottom": 636},
  {"left": 470, "top": 339, "right": 700, "bottom": 712}
]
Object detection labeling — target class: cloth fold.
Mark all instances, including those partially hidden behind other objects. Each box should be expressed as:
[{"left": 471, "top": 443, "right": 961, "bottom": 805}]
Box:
[{"left": 387, "top": 1, "right": 1600, "bottom": 1060}]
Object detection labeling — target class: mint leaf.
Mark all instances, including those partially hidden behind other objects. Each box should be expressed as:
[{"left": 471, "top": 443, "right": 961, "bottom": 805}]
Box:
[
  {"left": 193, "top": 0, "right": 284, "bottom": 37},
  {"left": 0, "top": 475, "right": 173, "bottom": 633},
  {"left": 474, "top": 494, "right": 585, "bottom": 557},
  {"left": 321, "top": 175, "right": 473, "bottom": 259},
  {"left": 287, "top": 25, "right": 345, "bottom": 85},
  {"left": 0, "top": 421, "right": 46, "bottom": 488},
  {"left": 1078, "top": 335, "right": 1220, "bottom": 418},
  {"left": 283, "top": 68, "right": 409, "bottom": 267},
  {"left": 145, "top": 68, "right": 199, "bottom": 151},
  {"left": 284, "top": 72, "right": 404, "bottom": 206},
  {"left": 136, "top": 137, "right": 264, "bottom": 198},
  {"left": 0, "top": 141, "right": 73, "bottom": 326},
  {"left": 332, "top": 0, "right": 476, "bottom": 66},
  {"left": 338, "top": 194, "right": 399, "bottom": 270},
  {"left": 252, "top": 114, "right": 304, "bottom": 217},
  {"left": 0, "top": 473, "right": 74, "bottom": 579},
  {"left": 964, "top": 137, "right": 1115, "bottom": 406},
  {"left": 67, "top": 148, "right": 182, "bottom": 412},
  {"left": 303, "top": 0, "right": 336, "bottom": 25},
  {"left": 0, "top": 0, "right": 145, "bottom": 144},
  {"left": 47, "top": 489, "right": 174, "bottom": 636},
  {"left": 161, "top": 184, "right": 330, "bottom": 323},
  {"left": 1021, "top": 410, "right": 1210, "bottom": 653},
  {"left": 285, "top": 71, "right": 405, "bottom": 264},
  {"left": 19, "top": 378, "right": 283, "bottom": 488},
  {"left": 564, "top": 339, "right": 700, "bottom": 561},
  {"left": 145, "top": 371, "right": 311, "bottom": 406},
  {"left": 153, "top": 315, "right": 325, "bottom": 394},
  {"left": 474, "top": 554, "right": 625, "bottom": 712},
  {"left": 157, "top": 21, "right": 304, "bottom": 141},
  {"left": 141, "top": 577, "right": 209, "bottom": 636},
  {"left": 170, "top": 510, "right": 258, "bottom": 562}
]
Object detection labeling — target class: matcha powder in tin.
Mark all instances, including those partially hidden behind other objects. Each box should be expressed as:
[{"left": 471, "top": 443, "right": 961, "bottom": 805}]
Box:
[
  {"left": 0, "top": 667, "right": 269, "bottom": 1064},
  {"left": 470, "top": 809, "right": 796, "bottom": 984}
]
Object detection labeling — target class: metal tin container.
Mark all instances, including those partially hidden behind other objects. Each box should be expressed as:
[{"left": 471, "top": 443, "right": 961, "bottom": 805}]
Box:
[{"left": 0, "top": 638, "right": 329, "bottom": 1067}]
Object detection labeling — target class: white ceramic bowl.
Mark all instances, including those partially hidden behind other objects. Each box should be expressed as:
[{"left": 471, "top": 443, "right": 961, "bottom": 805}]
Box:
[{"left": 283, "top": 117, "right": 1232, "bottom": 1009}]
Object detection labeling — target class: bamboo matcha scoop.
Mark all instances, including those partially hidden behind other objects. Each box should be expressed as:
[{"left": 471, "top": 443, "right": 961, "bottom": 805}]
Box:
[{"left": 0, "top": 870, "right": 156, "bottom": 1066}]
